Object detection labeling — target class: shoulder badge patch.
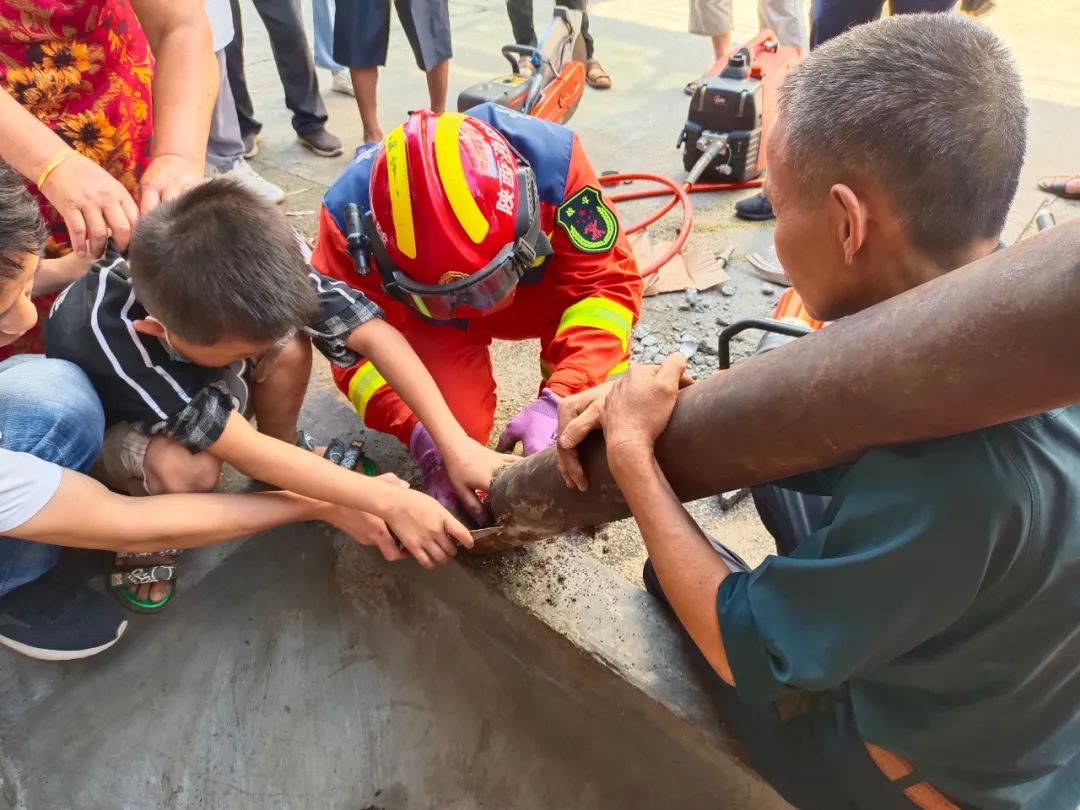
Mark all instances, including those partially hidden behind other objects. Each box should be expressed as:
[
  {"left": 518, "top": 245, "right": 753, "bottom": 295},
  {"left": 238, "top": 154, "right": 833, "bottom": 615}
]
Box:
[{"left": 555, "top": 186, "right": 619, "bottom": 253}]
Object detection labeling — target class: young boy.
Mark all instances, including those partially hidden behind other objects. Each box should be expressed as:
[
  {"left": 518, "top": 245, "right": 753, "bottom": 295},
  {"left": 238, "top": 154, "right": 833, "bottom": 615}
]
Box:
[
  {"left": 562, "top": 14, "right": 1079, "bottom": 810},
  {"left": 46, "top": 179, "right": 512, "bottom": 612},
  {"left": 0, "top": 160, "right": 412, "bottom": 661}
]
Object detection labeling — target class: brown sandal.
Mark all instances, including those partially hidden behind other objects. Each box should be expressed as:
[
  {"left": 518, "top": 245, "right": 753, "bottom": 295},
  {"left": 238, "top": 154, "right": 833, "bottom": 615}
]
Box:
[
  {"left": 585, "top": 58, "right": 612, "bottom": 90},
  {"left": 1038, "top": 176, "right": 1080, "bottom": 200}
]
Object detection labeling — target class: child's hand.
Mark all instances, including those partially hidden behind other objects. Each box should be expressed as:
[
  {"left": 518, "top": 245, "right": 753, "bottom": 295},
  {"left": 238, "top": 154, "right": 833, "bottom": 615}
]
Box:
[
  {"left": 324, "top": 503, "right": 408, "bottom": 562},
  {"left": 380, "top": 488, "right": 474, "bottom": 570},
  {"left": 442, "top": 439, "right": 518, "bottom": 519}
]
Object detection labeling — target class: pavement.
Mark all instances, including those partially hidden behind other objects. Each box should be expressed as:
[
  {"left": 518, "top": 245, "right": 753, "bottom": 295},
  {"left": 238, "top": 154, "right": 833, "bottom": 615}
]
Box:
[{"left": 0, "top": 3, "right": 1076, "bottom": 808}]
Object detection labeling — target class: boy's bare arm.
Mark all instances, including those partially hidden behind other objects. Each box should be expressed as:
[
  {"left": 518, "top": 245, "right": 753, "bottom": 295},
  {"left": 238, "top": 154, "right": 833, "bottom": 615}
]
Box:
[
  {"left": 208, "top": 412, "right": 473, "bottom": 568},
  {"left": 346, "top": 319, "right": 516, "bottom": 515},
  {"left": 13, "top": 468, "right": 402, "bottom": 559}
]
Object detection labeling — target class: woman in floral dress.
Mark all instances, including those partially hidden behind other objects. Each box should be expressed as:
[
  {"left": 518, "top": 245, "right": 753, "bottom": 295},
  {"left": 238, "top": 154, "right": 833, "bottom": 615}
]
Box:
[{"left": 0, "top": 0, "right": 218, "bottom": 356}]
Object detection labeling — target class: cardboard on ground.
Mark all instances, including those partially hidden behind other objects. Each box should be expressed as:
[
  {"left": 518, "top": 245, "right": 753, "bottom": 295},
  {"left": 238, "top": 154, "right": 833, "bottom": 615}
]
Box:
[{"left": 629, "top": 231, "right": 729, "bottom": 296}]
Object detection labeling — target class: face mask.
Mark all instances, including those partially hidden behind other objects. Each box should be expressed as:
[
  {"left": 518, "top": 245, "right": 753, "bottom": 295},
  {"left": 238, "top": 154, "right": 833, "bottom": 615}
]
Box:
[{"left": 153, "top": 321, "right": 191, "bottom": 364}]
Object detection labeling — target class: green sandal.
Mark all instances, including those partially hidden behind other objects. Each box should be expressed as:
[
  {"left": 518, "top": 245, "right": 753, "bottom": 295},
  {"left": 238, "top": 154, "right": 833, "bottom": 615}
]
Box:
[{"left": 108, "top": 550, "right": 181, "bottom": 614}]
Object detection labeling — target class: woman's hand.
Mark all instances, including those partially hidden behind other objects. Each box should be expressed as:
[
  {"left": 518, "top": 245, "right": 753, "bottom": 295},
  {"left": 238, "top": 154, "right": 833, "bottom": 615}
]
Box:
[
  {"left": 139, "top": 153, "right": 204, "bottom": 214},
  {"left": 442, "top": 439, "right": 518, "bottom": 519},
  {"left": 40, "top": 152, "right": 140, "bottom": 257}
]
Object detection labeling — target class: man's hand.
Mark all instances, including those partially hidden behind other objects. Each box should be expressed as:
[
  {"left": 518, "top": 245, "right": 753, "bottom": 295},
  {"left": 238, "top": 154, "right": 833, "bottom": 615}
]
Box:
[
  {"left": 557, "top": 365, "right": 695, "bottom": 491},
  {"left": 555, "top": 381, "right": 614, "bottom": 492},
  {"left": 496, "top": 389, "right": 561, "bottom": 456},
  {"left": 601, "top": 354, "right": 689, "bottom": 462},
  {"left": 378, "top": 486, "right": 475, "bottom": 570},
  {"left": 39, "top": 152, "right": 140, "bottom": 257},
  {"left": 442, "top": 439, "right": 518, "bottom": 519},
  {"left": 139, "top": 154, "right": 204, "bottom": 214}
]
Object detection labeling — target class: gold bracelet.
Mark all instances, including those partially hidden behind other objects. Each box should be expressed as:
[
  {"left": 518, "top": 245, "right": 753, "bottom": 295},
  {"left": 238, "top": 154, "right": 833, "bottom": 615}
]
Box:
[{"left": 35, "top": 147, "right": 77, "bottom": 190}]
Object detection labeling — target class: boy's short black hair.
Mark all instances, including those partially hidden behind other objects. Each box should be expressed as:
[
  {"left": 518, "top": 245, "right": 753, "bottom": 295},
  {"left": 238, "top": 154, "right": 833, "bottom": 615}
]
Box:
[
  {"left": 129, "top": 178, "right": 319, "bottom": 345},
  {"left": 0, "top": 160, "right": 46, "bottom": 280}
]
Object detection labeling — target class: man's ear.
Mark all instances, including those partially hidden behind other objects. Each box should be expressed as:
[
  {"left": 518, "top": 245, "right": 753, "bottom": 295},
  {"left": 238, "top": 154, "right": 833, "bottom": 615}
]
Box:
[
  {"left": 829, "top": 184, "right": 868, "bottom": 265},
  {"left": 133, "top": 318, "right": 165, "bottom": 338}
]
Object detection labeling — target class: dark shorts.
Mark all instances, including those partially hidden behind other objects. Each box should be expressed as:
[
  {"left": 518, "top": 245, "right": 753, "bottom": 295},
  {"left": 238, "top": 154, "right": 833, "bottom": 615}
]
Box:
[{"left": 334, "top": 0, "right": 452, "bottom": 71}]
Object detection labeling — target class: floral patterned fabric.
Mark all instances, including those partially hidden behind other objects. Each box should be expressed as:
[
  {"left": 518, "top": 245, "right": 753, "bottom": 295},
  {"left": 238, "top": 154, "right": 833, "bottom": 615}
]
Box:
[{"left": 0, "top": 0, "right": 154, "bottom": 357}]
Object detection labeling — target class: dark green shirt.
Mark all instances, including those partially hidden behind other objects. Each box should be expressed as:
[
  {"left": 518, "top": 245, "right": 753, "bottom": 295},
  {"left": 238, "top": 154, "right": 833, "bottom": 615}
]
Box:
[{"left": 718, "top": 407, "right": 1080, "bottom": 809}]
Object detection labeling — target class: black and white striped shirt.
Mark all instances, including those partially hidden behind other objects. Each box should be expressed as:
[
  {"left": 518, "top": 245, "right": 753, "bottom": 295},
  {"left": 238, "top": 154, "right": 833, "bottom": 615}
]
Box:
[{"left": 45, "top": 253, "right": 382, "bottom": 451}]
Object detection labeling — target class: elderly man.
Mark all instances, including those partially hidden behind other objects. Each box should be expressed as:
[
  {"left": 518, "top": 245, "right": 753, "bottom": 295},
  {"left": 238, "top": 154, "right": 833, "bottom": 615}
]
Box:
[{"left": 560, "top": 14, "right": 1078, "bottom": 810}]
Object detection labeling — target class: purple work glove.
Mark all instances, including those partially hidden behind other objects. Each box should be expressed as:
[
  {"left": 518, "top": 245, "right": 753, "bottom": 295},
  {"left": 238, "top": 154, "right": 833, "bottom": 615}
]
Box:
[
  {"left": 496, "top": 388, "right": 562, "bottom": 456},
  {"left": 409, "top": 423, "right": 459, "bottom": 513}
]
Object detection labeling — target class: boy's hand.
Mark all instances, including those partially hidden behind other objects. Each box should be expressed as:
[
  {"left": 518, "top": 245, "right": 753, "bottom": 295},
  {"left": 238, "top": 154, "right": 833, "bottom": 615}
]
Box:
[
  {"left": 442, "top": 440, "right": 518, "bottom": 519},
  {"left": 601, "top": 354, "right": 689, "bottom": 462},
  {"left": 324, "top": 473, "right": 410, "bottom": 562},
  {"left": 380, "top": 488, "right": 474, "bottom": 570}
]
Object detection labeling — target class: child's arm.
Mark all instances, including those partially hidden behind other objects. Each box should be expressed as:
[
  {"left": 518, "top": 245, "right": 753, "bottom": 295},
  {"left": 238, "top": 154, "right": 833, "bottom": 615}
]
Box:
[
  {"left": 347, "top": 319, "right": 517, "bottom": 514},
  {"left": 15, "top": 466, "right": 406, "bottom": 562},
  {"left": 208, "top": 411, "right": 472, "bottom": 569},
  {"left": 34, "top": 252, "right": 95, "bottom": 296}
]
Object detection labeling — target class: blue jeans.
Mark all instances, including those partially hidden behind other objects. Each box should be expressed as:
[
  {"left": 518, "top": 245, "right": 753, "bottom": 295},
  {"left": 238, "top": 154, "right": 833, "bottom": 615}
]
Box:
[
  {"left": 312, "top": 0, "right": 343, "bottom": 70},
  {"left": 810, "top": 0, "right": 956, "bottom": 48},
  {"left": 0, "top": 357, "right": 105, "bottom": 597}
]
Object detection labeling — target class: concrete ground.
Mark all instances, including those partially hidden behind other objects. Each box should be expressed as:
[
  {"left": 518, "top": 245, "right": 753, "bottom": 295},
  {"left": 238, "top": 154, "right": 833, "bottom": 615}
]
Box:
[{"left": 0, "top": 3, "right": 1077, "bottom": 808}]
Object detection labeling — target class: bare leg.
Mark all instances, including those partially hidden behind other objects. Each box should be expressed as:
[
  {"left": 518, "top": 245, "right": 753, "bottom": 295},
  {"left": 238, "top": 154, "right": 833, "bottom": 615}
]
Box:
[
  {"left": 350, "top": 66, "right": 384, "bottom": 144},
  {"left": 251, "top": 335, "right": 312, "bottom": 443},
  {"left": 123, "top": 436, "right": 224, "bottom": 603},
  {"left": 711, "top": 33, "right": 732, "bottom": 60},
  {"left": 426, "top": 59, "right": 450, "bottom": 114}
]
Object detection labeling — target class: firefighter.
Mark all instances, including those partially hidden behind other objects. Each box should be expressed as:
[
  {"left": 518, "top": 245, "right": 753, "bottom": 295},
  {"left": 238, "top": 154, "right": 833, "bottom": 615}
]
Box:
[{"left": 310, "top": 103, "right": 643, "bottom": 510}]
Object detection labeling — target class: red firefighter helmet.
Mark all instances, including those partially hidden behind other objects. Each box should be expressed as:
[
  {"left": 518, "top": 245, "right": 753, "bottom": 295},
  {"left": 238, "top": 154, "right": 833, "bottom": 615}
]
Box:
[{"left": 367, "top": 110, "right": 542, "bottom": 320}]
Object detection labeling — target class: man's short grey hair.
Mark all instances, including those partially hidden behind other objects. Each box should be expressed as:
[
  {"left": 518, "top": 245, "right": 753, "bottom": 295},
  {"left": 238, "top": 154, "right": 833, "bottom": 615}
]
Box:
[{"left": 776, "top": 13, "right": 1027, "bottom": 259}]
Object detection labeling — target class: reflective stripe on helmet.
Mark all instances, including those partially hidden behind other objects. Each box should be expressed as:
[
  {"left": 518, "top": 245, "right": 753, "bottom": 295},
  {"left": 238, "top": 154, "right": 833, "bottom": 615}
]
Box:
[
  {"left": 556, "top": 297, "right": 634, "bottom": 351},
  {"left": 385, "top": 125, "right": 417, "bottom": 259},
  {"left": 348, "top": 361, "right": 389, "bottom": 420},
  {"left": 434, "top": 113, "right": 490, "bottom": 245}
]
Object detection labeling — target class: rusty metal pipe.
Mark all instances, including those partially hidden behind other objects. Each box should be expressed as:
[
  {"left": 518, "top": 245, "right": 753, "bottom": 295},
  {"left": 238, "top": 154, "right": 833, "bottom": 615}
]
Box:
[{"left": 479, "top": 220, "right": 1080, "bottom": 552}]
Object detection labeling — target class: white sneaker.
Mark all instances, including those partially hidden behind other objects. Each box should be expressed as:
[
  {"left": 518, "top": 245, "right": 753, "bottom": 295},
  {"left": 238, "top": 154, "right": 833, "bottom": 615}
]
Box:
[
  {"left": 211, "top": 158, "right": 285, "bottom": 204},
  {"left": 331, "top": 69, "right": 354, "bottom": 97}
]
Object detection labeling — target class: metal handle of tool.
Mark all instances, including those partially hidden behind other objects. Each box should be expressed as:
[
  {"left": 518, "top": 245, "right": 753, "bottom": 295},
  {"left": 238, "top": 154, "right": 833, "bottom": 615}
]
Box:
[
  {"left": 718, "top": 317, "right": 813, "bottom": 370},
  {"left": 344, "top": 203, "right": 371, "bottom": 277}
]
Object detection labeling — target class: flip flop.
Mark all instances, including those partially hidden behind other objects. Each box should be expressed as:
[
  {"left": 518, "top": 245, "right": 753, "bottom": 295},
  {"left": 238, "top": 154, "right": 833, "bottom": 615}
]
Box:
[
  {"left": 585, "top": 59, "right": 612, "bottom": 90},
  {"left": 1037, "top": 176, "right": 1080, "bottom": 200}
]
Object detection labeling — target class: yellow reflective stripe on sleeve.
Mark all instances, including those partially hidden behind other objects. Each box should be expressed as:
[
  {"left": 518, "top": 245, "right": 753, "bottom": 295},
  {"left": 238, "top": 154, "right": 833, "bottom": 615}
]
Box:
[
  {"left": 385, "top": 125, "right": 417, "bottom": 259},
  {"left": 347, "top": 362, "right": 389, "bottom": 420},
  {"left": 607, "top": 360, "right": 629, "bottom": 378},
  {"left": 556, "top": 297, "right": 634, "bottom": 350},
  {"left": 434, "top": 113, "right": 489, "bottom": 244}
]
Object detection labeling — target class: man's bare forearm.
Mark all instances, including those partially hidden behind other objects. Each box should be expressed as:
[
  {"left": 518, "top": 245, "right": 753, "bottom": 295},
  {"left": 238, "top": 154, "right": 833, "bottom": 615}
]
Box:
[
  {"left": 610, "top": 444, "right": 737, "bottom": 684},
  {"left": 13, "top": 469, "right": 324, "bottom": 553}
]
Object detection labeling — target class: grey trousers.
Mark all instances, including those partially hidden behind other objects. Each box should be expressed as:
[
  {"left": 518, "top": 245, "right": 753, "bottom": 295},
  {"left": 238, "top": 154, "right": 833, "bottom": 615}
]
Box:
[
  {"left": 226, "top": 0, "right": 328, "bottom": 137},
  {"left": 689, "top": 0, "right": 808, "bottom": 51},
  {"left": 207, "top": 50, "right": 245, "bottom": 171}
]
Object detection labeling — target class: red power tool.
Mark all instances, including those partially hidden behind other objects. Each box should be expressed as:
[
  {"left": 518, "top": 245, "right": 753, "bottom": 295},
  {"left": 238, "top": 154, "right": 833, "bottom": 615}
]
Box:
[
  {"left": 456, "top": 6, "right": 587, "bottom": 124},
  {"left": 678, "top": 30, "right": 800, "bottom": 183}
]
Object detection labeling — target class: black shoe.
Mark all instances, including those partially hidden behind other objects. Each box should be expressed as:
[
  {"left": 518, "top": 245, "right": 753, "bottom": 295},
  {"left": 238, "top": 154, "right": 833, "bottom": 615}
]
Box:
[
  {"left": 297, "top": 127, "right": 343, "bottom": 157},
  {"left": 0, "top": 569, "right": 127, "bottom": 661},
  {"left": 735, "top": 191, "right": 775, "bottom": 221},
  {"left": 242, "top": 130, "right": 261, "bottom": 159}
]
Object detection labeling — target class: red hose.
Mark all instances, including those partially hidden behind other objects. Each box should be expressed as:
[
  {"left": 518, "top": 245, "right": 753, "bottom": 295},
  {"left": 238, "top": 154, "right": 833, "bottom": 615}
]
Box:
[{"left": 598, "top": 173, "right": 763, "bottom": 278}]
